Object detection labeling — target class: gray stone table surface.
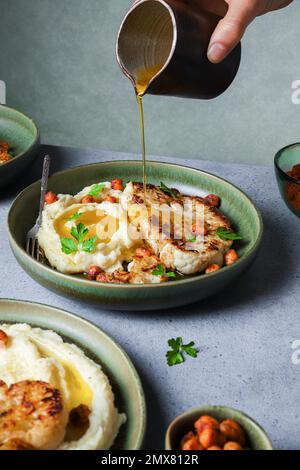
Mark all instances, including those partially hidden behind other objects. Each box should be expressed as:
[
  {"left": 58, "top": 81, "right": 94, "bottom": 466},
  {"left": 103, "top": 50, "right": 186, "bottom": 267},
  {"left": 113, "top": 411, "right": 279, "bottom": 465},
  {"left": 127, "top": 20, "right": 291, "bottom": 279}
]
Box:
[{"left": 0, "top": 145, "right": 300, "bottom": 450}]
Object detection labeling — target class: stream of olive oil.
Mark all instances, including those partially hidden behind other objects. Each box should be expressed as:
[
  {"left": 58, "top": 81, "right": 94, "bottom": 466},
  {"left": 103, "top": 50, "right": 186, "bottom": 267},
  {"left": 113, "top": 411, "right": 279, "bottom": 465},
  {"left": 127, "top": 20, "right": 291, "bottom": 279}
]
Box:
[
  {"left": 136, "top": 94, "right": 147, "bottom": 198},
  {"left": 134, "top": 65, "right": 163, "bottom": 200}
]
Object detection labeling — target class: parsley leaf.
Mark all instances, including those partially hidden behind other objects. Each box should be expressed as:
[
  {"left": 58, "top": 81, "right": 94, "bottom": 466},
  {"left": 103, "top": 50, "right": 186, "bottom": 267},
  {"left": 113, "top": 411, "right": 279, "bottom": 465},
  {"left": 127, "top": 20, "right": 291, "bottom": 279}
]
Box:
[
  {"left": 166, "top": 337, "right": 199, "bottom": 367},
  {"left": 187, "top": 236, "right": 197, "bottom": 243},
  {"left": 66, "top": 212, "right": 82, "bottom": 222},
  {"left": 89, "top": 183, "right": 106, "bottom": 197},
  {"left": 216, "top": 228, "right": 243, "bottom": 241},
  {"left": 152, "top": 264, "right": 176, "bottom": 278},
  {"left": 166, "top": 271, "right": 176, "bottom": 278},
  {"left": 60, "top": 237, "right": 78, "bottom": 255},
  {"left": 60, "top": 222, "right": 98, "bottom": 255},
  {"left": 160, "top": 182, "right": 177, "bottom": 198},
  {"left": 71, "top": 222, "right": 89, "bottom": 244},
  {"left": 166, "top": 350, "right": 184, "bottom": 367},
  {"left": 168, "top": 337, "right": 182, "bottom": 351},
  {"left": 181, "top": 341, "right": 198, "bottom": 358},
  {"left": 152, "top": 264, "right": 165, "bottom": 276},
  {"left": 82, "top": 235, "right": 98, "bottom": 253}
]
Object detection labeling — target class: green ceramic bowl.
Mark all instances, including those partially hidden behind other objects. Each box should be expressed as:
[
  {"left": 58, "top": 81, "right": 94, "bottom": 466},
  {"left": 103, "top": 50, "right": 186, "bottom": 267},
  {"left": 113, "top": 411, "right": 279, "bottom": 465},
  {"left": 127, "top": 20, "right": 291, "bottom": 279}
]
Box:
[
  {"left": 0, "top": 298, "right": 146, "bottom": 450},
  {"left": 275, "top": 142, "right": 300, "bottom": 218},
  {"left": 7, "top": 161, "right": 263, "bottom": 311},
  {"left": 0, "top": 104, "right": 40, "bottom": 188},
  {"left": 165, "top": 406, "right": 273, "bottom": 450}
]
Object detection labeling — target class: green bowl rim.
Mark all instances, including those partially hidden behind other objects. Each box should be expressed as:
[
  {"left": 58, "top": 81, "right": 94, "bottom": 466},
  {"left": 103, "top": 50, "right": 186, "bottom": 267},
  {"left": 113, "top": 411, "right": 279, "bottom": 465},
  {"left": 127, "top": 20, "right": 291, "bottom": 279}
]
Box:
[
  {"left": 0, "top": 104, "right": 40, "bottom": 168},
  {"left": 274, "top": 142, "right": 300, "bottom": 184},
  {"left": 165, "top": 405, "right": 273, "bottom": 450},
  {"left": 7, "top": 160, "right": 264, "bottom": 290},
  {"left": 0, "top": 297, "right": 147, "bottom": 450}
]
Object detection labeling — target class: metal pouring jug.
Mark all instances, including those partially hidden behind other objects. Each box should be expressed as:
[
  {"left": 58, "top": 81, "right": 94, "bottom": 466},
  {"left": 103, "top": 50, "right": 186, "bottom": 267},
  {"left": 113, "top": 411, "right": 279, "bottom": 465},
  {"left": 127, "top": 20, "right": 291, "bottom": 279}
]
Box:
[{"left": 116, "top": 0, "right": 241, "bottom": 99}]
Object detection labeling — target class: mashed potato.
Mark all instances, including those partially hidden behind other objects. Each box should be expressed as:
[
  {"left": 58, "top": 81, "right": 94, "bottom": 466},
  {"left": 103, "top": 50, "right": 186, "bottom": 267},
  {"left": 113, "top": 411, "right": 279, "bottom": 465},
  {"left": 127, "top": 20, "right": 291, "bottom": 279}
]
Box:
[
  {"left": 0, "top": 324, "right": 125, "bottom": 450},
  {"left": 38, "top": 182, "right": 138, "bottom": 274}
]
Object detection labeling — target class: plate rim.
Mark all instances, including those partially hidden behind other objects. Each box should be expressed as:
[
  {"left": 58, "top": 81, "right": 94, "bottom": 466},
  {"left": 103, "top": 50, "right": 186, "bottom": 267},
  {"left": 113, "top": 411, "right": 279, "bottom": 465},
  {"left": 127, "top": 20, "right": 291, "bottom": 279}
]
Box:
[
  {"left": 7, "top": 160, "right": 264, "bottom": 289},
  {"left": 0, "top": 297, "right": 147, "bottom": 450}
]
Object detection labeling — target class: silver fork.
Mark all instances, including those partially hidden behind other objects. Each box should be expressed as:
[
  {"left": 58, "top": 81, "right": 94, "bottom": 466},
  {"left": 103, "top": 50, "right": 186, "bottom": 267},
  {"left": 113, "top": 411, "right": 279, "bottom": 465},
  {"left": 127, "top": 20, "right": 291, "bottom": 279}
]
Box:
[{"left": 26, "top": 155, "right": 51, "bottom": 260}]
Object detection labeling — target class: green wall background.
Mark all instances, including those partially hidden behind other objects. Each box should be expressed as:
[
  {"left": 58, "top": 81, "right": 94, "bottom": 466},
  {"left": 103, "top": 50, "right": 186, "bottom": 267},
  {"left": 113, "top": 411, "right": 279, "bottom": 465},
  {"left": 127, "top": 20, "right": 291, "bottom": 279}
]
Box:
[{"left": 0, "top": 0, "right": 299, "bottom": 165}]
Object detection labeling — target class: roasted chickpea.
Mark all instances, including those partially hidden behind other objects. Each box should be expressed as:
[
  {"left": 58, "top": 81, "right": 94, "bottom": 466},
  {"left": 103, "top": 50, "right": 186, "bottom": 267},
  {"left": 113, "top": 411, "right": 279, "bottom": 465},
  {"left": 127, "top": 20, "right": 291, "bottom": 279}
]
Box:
[
  {"left": 224, "top": 249, "right": 239, "bottom": 266},
  {"left": 205, "top": 264, "right": 221, "bottom": 274},
  {"left": 0, "top": 329, "right": 8, "bottom": 348},
  {"left": 194, "top": 415, "right": 219, "bottom": 434},
  {"left": 224, "top": 441, "right": 243, "bottom": 451},
  {"left": 114, "top": 184, "right": 124, "bottom": 191},
  {"left": 111, "top": 178, "right": 124, "bottom": 191},
  {"left": 44, "top": 191, "right": 58, "bottom": 204},
  {"left": 199, "top": 427, "right": 225, "bottom": 449},
  {"left": 135, "top": 246, "right": 153, "bottom": 258},
  {"left": 87, "top": 265, "right": 103, "bottom": 280},
  {"left": 113, "top": 270, "right": 131, "bottom": 283},
  {"left": 81, "top": 195, "right": 95, "bottom": 204},
  {"left": 207, "top": 446, "right": 222, "bottom": 450},
  {"left": 204, "top": 194, "right": 220, "bottom": 207},
  {"left": 104, "top": 195, "right": 117, "bottom": 203},
  {"left": 181, "top": 432, "right": 202, "bottom": 451},
  {"left": 111, "top": 178, "right": 122, "bottom": 185},
  {"left": 0, "top": 141, "right": 9, "bottom": 151},
  {"left": 220, "top": 419, "right": 246, "bottom": 446},
  {"left": 0, "top": 150, "right": 10, "bottom": 163},
  {"left": 96, "top": 272, "right": 114, "bottom": 283}
]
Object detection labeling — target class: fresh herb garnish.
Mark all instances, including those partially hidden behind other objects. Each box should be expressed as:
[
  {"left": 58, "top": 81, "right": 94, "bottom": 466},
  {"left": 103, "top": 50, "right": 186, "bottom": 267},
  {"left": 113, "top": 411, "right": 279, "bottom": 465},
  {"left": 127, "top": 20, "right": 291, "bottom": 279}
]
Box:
[
  {"left": 60, "top": 222, "right": 98, "bottom": 255},
  {"left": 60, "top": 237, "right": 78, "bottom": 255},
  {"left": 71, "top": 222, "right": 89, "bottom": 244},
  {"left": 152, "top": 264, "right": 176, "bottom": 278},
  {"left": 166, "top": 337, "right": 199, "bottom": 367},
  {"left": 187, "top": 236, "right": 197, "bottom": 243},
  {"left": 216, "top": 228, "right": 243, "bottom": 241},
  {"left": 66, "top": 212, "right": 82, "bottom": 222},
  {"left": 81, "top": 235, "right": 98, "bottom": 253},
  {"left": 166, "top": 271, "right": 176, "bottom": 278},
  {"left": 152, "top": 264, "right": 166, "bottom": 276},
  {"left": 160, "top": 182, "right": 177, "bottom": 198},
  {"left": 89, "top": 183, "right": 106, "bottom": 197}
]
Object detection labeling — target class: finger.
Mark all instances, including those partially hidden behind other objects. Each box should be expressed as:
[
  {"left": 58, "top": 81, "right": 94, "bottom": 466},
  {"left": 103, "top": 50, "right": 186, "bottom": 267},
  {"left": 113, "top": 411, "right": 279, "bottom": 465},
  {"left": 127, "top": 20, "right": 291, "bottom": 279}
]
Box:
[{"left": 207, "top": 0, "right": 258, "bottom": 63}]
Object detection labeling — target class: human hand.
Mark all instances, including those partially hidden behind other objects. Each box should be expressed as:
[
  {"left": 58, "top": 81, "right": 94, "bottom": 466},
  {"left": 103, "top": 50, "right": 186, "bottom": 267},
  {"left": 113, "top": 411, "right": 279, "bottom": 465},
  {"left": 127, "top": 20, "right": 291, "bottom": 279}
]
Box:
[{"left": 133, "top": 0, "right": 293, "bottom": 63}]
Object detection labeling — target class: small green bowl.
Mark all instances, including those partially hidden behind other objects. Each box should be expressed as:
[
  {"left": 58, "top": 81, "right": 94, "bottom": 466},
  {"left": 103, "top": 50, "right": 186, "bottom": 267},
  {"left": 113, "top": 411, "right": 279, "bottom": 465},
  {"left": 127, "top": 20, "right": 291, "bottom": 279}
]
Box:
[
  {"left": 165, "top": 406, "right": 273, "bottom": 450},
  {"left": 0, "top": 104, "right": 40, "bottom": 188},
  {"left": 7, "top": 160, "right": 263, "bottom": 311},
  {"left": 275, "top": 142, "right": 300, "bottom": 218}
]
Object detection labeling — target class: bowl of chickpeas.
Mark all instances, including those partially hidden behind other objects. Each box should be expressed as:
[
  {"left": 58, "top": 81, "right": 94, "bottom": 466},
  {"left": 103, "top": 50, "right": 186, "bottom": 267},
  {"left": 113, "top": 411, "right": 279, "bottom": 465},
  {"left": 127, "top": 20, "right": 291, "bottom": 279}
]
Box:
[
  {"left": 165, "top": 406, "right": 273, "bottom": 451},
  {"left": 0, "top": 104, "right": 40, "bottom": 188}
]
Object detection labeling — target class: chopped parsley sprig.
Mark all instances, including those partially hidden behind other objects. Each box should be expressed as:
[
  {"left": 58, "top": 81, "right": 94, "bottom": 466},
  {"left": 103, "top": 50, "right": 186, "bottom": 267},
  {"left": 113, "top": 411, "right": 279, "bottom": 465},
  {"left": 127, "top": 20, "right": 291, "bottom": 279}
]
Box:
[
  {"left": 160, "top": 182, "right": 178, "bottom": 199},
  {"left": 166, "top": 337, "right": 199, "bottom": 367},
  {"left": 152, "top": 264, "right": 176, "bottom": 278},
  {"left": 89, "top": 183, "right": 106, "bottom": 197},
  {"left": 187, "top": 236, "right": 197, "bottom": 243},
  {"left": 216, "top": 227, "right": 243, "bottom": 241},
  {"left": 60, "top": 222, "right": 98, "bottom": 255},
  {"left": 60, "top": 237, "right": 77, "bottom": 255},
  {"left": 65, "top": 212, "right": 82, "bottom": 222}
]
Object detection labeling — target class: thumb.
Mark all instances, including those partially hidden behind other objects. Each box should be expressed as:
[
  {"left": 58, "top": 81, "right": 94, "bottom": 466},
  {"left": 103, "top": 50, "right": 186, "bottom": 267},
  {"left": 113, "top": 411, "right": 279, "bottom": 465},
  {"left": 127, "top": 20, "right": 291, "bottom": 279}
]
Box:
[{"left": 207, "top": 1, "right": 257, "bottom": 63}]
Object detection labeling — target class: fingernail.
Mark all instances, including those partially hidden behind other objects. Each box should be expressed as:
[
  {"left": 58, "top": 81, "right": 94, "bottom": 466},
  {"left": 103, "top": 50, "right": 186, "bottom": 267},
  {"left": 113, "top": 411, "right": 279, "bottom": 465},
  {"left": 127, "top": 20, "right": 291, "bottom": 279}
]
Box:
[{"left": 207, "top": 43, "right": 226, "bottom": 63}]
